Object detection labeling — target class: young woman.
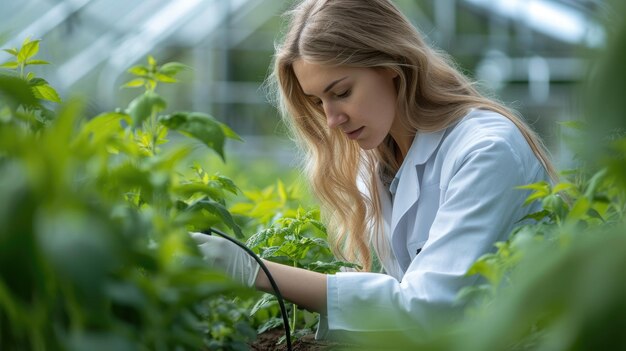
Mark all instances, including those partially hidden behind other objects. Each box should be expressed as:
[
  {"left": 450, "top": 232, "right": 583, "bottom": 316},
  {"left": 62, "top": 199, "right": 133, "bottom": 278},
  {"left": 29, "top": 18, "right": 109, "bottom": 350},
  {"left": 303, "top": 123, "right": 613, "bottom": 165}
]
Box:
[{"left": 192, "top": 0, "right": 555, "bottom": 342}]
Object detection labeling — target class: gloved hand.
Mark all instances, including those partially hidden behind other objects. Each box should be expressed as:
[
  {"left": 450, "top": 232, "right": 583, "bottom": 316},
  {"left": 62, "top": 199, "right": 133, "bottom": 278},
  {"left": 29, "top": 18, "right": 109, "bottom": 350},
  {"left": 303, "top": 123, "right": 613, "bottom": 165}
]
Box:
[{"left": 190, "top": 232, "right": 260, "bottom": 288}]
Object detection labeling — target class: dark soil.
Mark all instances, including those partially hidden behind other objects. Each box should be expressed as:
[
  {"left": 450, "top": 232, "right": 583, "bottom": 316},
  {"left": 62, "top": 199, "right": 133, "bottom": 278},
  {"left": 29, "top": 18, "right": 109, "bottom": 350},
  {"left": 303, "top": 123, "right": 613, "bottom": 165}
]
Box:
[{"left": 249, "top": 329, "right": 343, "bottom": 351}]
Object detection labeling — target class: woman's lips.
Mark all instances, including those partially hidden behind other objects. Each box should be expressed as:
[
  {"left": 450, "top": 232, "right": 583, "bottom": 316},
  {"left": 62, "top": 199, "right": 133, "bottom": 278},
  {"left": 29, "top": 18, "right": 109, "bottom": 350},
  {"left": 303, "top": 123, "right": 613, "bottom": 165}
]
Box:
[{"left": 346, "top": 126, "right": 364, "bottom": 140}]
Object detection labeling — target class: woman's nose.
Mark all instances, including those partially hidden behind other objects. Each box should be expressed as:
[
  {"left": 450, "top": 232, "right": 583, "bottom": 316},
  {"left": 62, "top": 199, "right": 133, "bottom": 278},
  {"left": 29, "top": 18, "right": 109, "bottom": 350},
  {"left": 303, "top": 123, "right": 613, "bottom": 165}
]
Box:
[{"left": 324, "top": 104, "right": 347, "bottom": 129}]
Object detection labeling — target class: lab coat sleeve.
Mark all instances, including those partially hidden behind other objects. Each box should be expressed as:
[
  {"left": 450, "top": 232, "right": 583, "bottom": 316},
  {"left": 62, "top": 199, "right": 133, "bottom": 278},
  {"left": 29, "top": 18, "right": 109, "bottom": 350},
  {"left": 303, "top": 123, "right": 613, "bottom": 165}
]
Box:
[{"left": 322, "top": 135, "right": 545, "bottom": 337}]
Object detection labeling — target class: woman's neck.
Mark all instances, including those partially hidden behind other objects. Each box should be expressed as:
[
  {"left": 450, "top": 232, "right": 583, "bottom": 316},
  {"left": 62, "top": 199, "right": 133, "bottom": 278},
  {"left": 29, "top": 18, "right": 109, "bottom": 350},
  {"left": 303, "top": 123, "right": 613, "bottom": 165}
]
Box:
[{"left": 390, "top": 133, "right": 414, "bottom": 166}]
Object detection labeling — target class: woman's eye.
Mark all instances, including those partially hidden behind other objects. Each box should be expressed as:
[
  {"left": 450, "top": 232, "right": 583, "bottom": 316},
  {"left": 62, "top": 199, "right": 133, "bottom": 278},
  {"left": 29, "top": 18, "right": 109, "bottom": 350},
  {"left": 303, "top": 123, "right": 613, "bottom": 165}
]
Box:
[
  {"left": 314, "top": 99, "right": 323, "bottom": 106},
  {"left": 337, "top": 90, "right": 351, "bottom": 98}
]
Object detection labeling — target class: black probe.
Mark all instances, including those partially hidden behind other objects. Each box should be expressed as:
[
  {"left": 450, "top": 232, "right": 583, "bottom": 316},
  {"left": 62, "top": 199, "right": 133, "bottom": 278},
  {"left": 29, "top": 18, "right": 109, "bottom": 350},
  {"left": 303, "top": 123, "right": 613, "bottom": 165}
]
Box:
[{"left": 202, "top": 228, "right": 293, "bottom": 351}]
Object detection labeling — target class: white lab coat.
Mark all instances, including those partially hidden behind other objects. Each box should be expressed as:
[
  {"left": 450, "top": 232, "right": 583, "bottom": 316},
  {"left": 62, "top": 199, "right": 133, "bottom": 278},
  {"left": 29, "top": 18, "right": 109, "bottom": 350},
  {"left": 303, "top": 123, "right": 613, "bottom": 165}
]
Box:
[{"left": 316, "top": 109, "right": 548, "bottom": 341}]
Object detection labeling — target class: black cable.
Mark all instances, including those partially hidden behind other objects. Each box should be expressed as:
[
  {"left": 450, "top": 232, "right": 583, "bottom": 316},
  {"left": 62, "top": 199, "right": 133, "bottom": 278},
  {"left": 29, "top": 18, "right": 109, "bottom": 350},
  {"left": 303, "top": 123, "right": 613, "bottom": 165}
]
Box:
[{"left": 202, "top": 228, "right": 293, "bottom": 351}]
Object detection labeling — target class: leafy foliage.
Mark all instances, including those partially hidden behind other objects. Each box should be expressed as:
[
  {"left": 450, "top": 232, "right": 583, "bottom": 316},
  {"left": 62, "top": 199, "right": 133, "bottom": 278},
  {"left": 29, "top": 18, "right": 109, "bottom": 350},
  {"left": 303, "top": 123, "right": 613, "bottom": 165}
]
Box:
[
  {"left": 0, "top": 41, "right": 254, "bottom": 349},
  {"left": 1, "top": 37, "right": 59, "bottom": 103},
  {"left": 5, "top": 8, "right": 625, "bottom": 349},
  {"left": 231, "top": 182, "right": 358, "bottom": 342}
]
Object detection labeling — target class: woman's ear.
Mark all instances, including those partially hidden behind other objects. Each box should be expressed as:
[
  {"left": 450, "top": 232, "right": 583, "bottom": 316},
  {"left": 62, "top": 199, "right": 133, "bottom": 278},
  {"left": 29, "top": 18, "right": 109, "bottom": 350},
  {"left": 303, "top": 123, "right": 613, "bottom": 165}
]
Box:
[
  {"left": 372, "top": 67, "right": 402, "bottom": 95},
  {"left": 379, "top": 67, "right": 399, "bottom": 79},
  {"left": 377, "top": 67, "right": 401, "bottom": 92}
]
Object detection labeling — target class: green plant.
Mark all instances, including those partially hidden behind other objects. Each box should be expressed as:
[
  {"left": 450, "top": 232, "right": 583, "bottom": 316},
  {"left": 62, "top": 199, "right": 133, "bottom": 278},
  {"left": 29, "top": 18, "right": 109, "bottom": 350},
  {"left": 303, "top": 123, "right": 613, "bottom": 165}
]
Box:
[
  {"left": 0, "top": 37, "right": 60, "bottom": 131},
  {"left": 1, "top": 37, "right": 60, "bottom": 103},
  {"left": 230, "top": 182, "right": 358, "bottom": 343},
  {"left": 0, "top": 40, "right": 254, "bottom": 350}
]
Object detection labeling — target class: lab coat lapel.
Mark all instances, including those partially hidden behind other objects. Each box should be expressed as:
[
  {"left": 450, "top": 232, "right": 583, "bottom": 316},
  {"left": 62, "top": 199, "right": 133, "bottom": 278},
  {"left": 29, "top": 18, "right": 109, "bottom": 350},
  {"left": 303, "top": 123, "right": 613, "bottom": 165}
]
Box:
[
  {"left": 390, "top": 130, "right": 446, "bottom": 244},
  {"left": 390, "top": 163, "right": 419, "bottom": 233},
  {"left": 377, "top": 175, "right": 393, "bottom": 234}
]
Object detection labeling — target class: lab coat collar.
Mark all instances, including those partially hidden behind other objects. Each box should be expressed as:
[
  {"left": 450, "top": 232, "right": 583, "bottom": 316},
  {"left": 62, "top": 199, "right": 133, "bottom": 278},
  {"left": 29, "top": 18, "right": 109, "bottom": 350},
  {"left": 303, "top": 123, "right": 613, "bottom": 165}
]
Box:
[
  {"left": 389, "top": 128, "right": 446, "bottom": 253},
  {"left": 410, "top": 128, "right": 448, "bottom": 166}
]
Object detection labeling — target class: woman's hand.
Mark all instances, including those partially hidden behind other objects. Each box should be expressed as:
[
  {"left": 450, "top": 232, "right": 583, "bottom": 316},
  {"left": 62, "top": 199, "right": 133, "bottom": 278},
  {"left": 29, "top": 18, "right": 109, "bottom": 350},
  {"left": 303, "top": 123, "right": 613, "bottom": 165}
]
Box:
[
  {"left": 190, "top": 232, "right": 260, "bottom": 288},
  {"left": 190, "top": 232, "right": 327, "bottom": 314}
]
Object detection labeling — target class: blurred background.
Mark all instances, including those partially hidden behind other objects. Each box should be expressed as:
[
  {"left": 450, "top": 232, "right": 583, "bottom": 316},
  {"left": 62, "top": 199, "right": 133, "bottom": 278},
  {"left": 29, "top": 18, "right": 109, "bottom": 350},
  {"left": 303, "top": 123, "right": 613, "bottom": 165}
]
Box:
[{"left": 0, "top": 0, "right": 609, "bottom": 175}]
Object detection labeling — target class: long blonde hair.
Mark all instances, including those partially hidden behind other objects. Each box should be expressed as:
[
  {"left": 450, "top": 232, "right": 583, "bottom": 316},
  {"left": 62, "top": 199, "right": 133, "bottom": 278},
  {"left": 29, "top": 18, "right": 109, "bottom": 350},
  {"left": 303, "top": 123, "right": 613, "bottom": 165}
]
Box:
[{"left": 270, "top": 0, "right": 557, "bottom": 271}]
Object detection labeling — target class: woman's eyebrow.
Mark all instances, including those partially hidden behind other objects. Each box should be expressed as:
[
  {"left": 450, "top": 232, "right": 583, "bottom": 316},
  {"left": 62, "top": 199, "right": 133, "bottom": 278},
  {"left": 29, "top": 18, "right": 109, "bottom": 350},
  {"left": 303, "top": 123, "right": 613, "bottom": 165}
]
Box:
[
  {"left": 303, "top": 76, "right": 349, "bottom": 97},
  {"left": 323, "top": 76, "right": 348, "bottom": 93}
]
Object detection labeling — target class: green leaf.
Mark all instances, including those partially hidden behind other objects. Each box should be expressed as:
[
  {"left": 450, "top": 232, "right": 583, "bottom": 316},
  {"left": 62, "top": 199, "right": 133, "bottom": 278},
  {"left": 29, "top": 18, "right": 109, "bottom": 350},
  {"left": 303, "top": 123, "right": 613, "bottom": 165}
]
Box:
[
  {"left": 551, "top": 182, "right": 575, "bottom": 194},
  {"left": 0, "top": 61, "right": 18, "bottom": 69},
  {"left": 173, "top": 182, "right": 224, "bottom": 202},
  {"left": 2, "top": 48, "right": 18, "bottom": 56},
  {"left": 0, "top": 75, "right": 39, "bottom": 108},
  {"left": 127, "top": 65, "right": 149, "bottom": 76},
  {"left": 159, "top": 62, "right": 190, "bottom": 76},
  {"left": 249, "top": 293, "right": 277, "bottom": 316},
  {"left": 229, "top": 202, "right": 254, "bottom": 215},
  {"left": 308, "top": 237, "right": 329, "bottom": 248},
  {"left": 584, "top": 168, "right": 607, "bottom": 199},
  {"left": 155, "top": 124, "right": 168, "bottom": 145},
  {"left": 154, "top": 73, "right": 177, "bottom": 83},
  {"left": 586, "top": 208, "right": 605, "bottom": 221},
  {"left": 256, "top": 317, "right": 283, "bottom": 334},
  {"left": 517, "top": 181, "right": 551, "bottom": 192},
  {"left": 159, "top": 112, "right": 228, "bottom": 161},
  {"left": 221, "top": 123, "right": 243, "bottom": 141},
  {"left": 246, "top": 228, "right": 276, "bottom": 248},
  {"left": 541, "top": 194, "right": 567, "bottom": 219},
  {"left": 87, "top": 112, "right": 131, "bottom": 130},
  {"left": 126, "top": 91, "right": 166, "bottom": 126},
  {"left": 150, "top": 147, "right": 191, "bottom": 178},
  {"left": 214, "top": 175, "right": 239, "bottom": 195},
  {"left": 25, "top": 59, "right": 49, "bottom": 66},
  {"left": 27, "top": 77, "right": 48, "bottom": 87},
  {"left": 467, "top": 259, "right": 499, "bottom": 285},
  {"left": 17, "top": 39, "right": 40, "bottom": 63},
  {"left": 147, "top": 55, "right": 157, "bottom": 67},
  {"left": 308, "top": 219, "right": 327, "bottom": 233},
  {"left": 567, "top": 197, "right": 590, "bottom": 221},
  {"left": 260, "top": 246, "right": 281, "bottom": 258},
  {"left": 74, "top": 112, "right": 131, "bottom": 147},
  {"left": 32, "top": 84, "right": 62, "bottom": 103},
  {"left": 248, "top": 200, "right": 282, "bottom": 220},
  {"left": 519, "top": 181, "right": 552, "bottom": 206},
  {"left": 121, "top": 78, "right": 145, "bottom": 88},
  {"left": 186, "top": 200, "right": 243, "bottom": 238},
  {"left": 517, "top": 210, "right": 552, "bottom": 223},
  {"left": 523, "top": 191, "right": 550, "bottom": 206}
]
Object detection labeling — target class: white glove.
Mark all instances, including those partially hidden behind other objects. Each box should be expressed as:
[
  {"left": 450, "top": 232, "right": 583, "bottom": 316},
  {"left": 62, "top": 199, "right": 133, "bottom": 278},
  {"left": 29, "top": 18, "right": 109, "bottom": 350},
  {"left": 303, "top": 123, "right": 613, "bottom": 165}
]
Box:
[{"left": 190, "top": 232, "right": 260, "bottom": 288}]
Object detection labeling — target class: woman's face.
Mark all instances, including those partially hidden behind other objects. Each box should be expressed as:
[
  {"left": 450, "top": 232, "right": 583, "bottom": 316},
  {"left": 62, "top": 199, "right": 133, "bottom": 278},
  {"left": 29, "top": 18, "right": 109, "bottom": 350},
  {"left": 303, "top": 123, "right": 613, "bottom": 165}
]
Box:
[{"left": 293, "top": 60, "right": 402, "bottom": 151}]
